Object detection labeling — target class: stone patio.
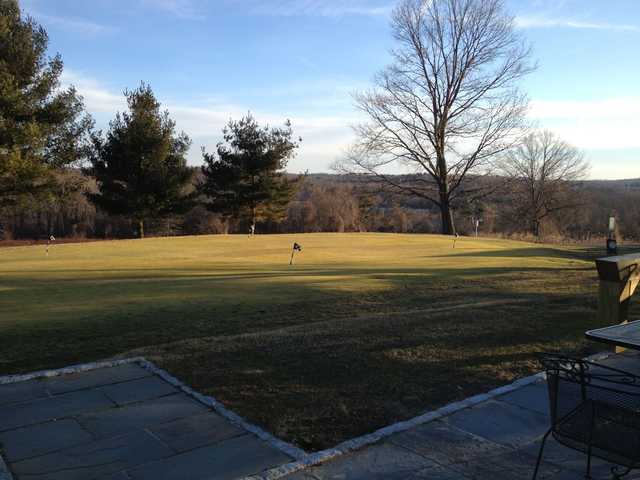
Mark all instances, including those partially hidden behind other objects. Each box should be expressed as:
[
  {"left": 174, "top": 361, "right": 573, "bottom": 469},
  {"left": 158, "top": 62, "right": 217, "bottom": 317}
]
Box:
[
  {"left": 275, "top": 351, "right": 640, "bottom": 480},
  {"left": 2, "top": 353, "right": 640, "bottom": 480},
  {"left": 0, "top": 360, "right": 296, "bottom": 480}
]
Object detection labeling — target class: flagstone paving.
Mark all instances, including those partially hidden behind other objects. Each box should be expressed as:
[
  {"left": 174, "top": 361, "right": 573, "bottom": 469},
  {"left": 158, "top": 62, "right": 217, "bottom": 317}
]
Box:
[
  {"left": 4, "top": 353, "right": 640, "bottom": 479},
  {"left": 281, "top": 352, "right": 640, "bottom": 480},
  {"left": 0, "top": 363, "right": 292, "bottom": 480}
]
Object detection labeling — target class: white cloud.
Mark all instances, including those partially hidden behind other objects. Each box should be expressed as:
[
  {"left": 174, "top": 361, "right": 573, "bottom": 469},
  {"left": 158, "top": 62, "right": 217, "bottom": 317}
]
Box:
[
  {"left": 530, "top": 98, "right": 640, "bottom": 121},
  {"left": 59, "top": 71, "right": 640, "bottom": 177},
  {"left": 247, "top": 0, "right": 392, "bottom": 18},
  {"left": 515, "top": 15, "right": 639, "bottom": 32},
  {"left": 529, "top": 97, "right": 640, "bottom": 150},
  {"left": 61, "top": 70, "right": 357, "bottom": 172},
  {"left": 549, "top": 121, "right": 640, "bottom": 151},
  {"left": 140, "top": 0, "right": 203, "bottom": 20},
  {"left": 164, "top": 106, "right": 358, "bottom": 172},
  {"left": 61, "top": 70, "right": 125, "bottom": 113},
  {"left": 27, "top": 12, "right": 114, "bottom": 35}
]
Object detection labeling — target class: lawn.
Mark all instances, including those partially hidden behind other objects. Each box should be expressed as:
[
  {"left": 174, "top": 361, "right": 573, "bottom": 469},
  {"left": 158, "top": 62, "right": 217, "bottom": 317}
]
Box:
[{"left": 0, "top": 233, "right": 634, "bottom": 450}]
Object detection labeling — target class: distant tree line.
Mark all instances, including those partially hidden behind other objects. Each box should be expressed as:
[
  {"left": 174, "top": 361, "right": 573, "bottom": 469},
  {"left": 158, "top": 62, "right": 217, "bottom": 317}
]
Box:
[
  {"left": 1, "top": 0, "right": 637, "bottom": 244},
  {"left": 3, "top": 170, "right": 640, "bottom": 242}
]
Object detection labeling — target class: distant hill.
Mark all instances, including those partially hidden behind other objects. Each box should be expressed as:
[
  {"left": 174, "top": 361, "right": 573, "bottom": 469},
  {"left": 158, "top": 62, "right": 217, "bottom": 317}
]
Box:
[
  {"left": 301, "top": 172, "right": 640, "bottom": 188},
  {"left": 581, "top": 178, "right": 640, "bottom": 190}
]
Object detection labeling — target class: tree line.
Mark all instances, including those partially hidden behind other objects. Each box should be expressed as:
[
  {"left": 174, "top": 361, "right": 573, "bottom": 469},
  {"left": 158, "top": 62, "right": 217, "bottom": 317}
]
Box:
[
  {"left": 0, "top": 0, "right": 300, "bottom": 240},
  {"left": 3, "top": 169, "right": 639, "bottom": 241},
  {"left": 1, "top": 0, "right": 633, "bottom": 244}
]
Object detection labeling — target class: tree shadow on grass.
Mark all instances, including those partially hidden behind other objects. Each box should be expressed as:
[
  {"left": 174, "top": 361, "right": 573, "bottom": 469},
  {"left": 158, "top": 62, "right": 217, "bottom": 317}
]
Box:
[
  {"left": 0, "top": 258, "right": 610, "bottom": 451},
  {"left": 0, "top": 264, "right": 595, "bottom": 285},
  {"left": 437, "top": 245, "right": 640, "bottom": 262},
  {"left": 437, "top": 247, "right": 590, "bottom": 261},
  {"left": 118, "top": 290, "right": 604, "bottom": 451}
]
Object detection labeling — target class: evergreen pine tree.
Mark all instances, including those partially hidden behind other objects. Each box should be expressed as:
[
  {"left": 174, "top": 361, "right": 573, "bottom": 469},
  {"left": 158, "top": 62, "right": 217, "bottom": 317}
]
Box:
[
  {"left": 200, "top": 114, "right": 300, "bottom": 233},
  {"left": 86, "top": 83, "right": 193, "bottom": 238},
  {"left": 0, "top": 0, "right": 91, "bottom": 208}
]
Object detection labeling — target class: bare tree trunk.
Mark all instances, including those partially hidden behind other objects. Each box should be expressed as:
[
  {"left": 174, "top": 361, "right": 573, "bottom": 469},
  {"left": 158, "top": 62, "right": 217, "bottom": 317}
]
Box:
[
  {"left": 532, "top": 218, "right": 540, "bottom": 238},
  {"left": 441, "top": 203, "right": 456, "bottom": 236},
  {"left": 139, "top": 219, "right": 144, "bottom": 239},
  {"left": 341, "top": 0, "right": 534, "bottom": 226},
  {"left": 439, "top": 184, "right": 456, "bottom": 235}
]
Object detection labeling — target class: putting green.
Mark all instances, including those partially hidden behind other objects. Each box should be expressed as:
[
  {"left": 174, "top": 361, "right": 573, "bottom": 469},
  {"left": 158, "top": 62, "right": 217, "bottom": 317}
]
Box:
[{"left": 0, "top": 233, "right": 616, "bottom": 449}]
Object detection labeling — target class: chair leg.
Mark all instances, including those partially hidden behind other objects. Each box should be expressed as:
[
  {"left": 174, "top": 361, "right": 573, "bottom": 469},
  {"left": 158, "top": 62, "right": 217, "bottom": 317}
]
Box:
[
  {"left": 585, "top": 446, "right": 592, "bottom": 480},
  {"left": 585, "top": 404, "right": 595, "bottom": 480},
  {"left": 532, "top": 429, "right": 552, "bottom": 480}
]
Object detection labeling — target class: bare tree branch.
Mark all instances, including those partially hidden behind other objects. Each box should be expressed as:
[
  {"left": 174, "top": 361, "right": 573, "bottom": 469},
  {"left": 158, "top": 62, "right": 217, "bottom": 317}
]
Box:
[
  {"left": 340, "top": 0, "right": 534, "bottom": 234},
  {"left": 498, "top": 130, "right": 590, "bottom": 237}
]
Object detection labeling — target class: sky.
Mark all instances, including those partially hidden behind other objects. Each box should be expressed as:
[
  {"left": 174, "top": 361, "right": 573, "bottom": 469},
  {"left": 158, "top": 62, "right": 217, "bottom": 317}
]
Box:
[{"left": 19, "top": 0, "right": 640, "bottom": 179}]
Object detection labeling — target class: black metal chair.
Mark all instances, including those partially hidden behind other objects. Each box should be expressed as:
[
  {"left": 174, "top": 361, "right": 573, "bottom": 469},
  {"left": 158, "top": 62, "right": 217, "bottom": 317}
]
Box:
[{"left": 533, "top": 353, "right": 640, "bottom": 480}]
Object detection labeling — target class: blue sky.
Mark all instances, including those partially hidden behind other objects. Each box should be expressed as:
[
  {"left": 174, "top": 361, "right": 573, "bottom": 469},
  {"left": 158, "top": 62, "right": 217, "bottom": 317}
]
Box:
[{"left": 21, "top": 0, "right": 640, "bottom": 179}]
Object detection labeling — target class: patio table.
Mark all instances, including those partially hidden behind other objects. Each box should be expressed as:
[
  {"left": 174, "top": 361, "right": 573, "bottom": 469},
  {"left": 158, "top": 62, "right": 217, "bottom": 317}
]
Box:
[{"left": 586, "top": 319, "right": 640, "bottom": 351}]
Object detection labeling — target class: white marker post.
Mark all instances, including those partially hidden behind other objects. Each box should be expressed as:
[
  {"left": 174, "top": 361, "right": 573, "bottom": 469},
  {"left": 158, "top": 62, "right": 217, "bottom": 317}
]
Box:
[
  {"left": 607, "top": 216, "right": 617, "bottom": 255},
  {"left": 472, "top": 217, "right": 482, "bottom": 237}
]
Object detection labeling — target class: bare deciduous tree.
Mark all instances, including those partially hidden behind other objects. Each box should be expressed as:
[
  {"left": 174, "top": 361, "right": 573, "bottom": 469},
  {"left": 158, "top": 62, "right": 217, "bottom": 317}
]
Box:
[
  {"left": 500, "top": 130, "right": 589, "bottom": 237},
  {"left": 339, "top": 0, "right": 534, "bottom": 235}
]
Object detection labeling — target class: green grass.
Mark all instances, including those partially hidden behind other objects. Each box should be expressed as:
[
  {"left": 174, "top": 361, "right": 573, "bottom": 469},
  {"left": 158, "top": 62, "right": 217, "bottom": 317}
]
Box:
[{"left": 1, "top": 233, "right": 635, "bottom": 450}]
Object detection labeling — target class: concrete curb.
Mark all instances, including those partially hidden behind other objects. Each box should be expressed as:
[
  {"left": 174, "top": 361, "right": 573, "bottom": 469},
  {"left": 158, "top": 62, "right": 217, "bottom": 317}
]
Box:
[{"left": 0, "top": 357, "right": 145, "bottom": 385}]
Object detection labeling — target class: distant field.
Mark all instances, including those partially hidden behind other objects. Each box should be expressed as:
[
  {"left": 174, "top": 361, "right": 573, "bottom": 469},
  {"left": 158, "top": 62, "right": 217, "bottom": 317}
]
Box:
[{"left": 1, "top": 233, "right": 635, "bottom": 450}]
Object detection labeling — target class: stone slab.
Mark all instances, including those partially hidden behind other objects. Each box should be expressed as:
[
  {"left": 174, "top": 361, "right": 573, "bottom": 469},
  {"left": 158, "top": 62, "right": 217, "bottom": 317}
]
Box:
[
  {"left": 44, "top": 364, "right": 151, "bottom": 395},
  {"left": 11, "top": 429, "right": 173, "bottom": 480},
  {"left": 389, "top": 419, "right": 511, "bottom": 466},
  {"left": 77, "top": 393, "right": 208, "bottom": 438},
  {"left": 128, "top": 434, "right": 291, "bottom": 480},
  {"left": 0, "top": 418, "right": 92, "bottom": 462},
  {"left": 96, "top": 473, "right": 131, "bottom": 480},
  {"left": 445, "top": 448, "right": 565, "bottom": 480},
  {"left": 0, "top": 380, "right": 49, "bottom": 407},
  {"left": 149, "top": 412, "right": 244, "bottom": 453},
  {"left": 0, "top": 389, "right": 114, "bottom": 432},
  {"left": 410, "top": 465, "right": 472, "bottom": 479},
  {"left": 445, "top": 400, "right": 549, "bottom": 449},
  {"left": 284, "top": 443, "right": 438, "bottom": 480},
  {"left": 98, "top": 375, "right": 177, "bottom": 406},
  {"left": 519, "top": 435, "right": 625, "bottom": 478},
  {"left": 496, "top": 383, "right": 550, "bottom": 416}
]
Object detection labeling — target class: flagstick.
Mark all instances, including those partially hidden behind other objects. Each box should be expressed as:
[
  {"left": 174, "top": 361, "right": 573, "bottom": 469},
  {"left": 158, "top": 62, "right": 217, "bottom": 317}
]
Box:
[
  {"left": 46, "top": 235, "right": 55, "bottom": 256},
  {"left": 290, "top": 243, "right": 302, "bottom": 265}
]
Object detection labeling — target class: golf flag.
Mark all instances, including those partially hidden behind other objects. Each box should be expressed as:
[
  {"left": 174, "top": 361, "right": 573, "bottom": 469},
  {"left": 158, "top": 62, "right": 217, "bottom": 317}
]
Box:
[{"left": 290, "top": 243, "right": 302, "bottom": 265}]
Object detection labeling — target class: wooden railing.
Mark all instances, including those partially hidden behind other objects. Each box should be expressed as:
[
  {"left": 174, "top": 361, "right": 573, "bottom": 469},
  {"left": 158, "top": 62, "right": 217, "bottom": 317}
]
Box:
[{"left": 596, "top": 253, "right": 640, "bottom": 351}]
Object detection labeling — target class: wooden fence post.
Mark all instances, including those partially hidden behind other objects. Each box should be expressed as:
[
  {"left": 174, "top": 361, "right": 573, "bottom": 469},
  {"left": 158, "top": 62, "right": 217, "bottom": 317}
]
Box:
[{"left": 595, "top": 254, "right": 640, "bottom": 352}]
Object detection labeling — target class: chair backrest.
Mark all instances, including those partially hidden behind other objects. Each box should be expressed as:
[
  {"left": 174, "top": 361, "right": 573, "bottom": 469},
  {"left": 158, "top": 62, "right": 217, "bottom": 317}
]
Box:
[{"left": 538, "top": 353, "right": 640, "bottom": 429}]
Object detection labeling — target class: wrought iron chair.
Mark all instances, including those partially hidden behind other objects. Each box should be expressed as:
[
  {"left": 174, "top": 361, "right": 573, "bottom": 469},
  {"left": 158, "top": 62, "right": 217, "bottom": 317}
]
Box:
[{"left": 533, "top": 353, "right": 640, "bottom": 479}]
